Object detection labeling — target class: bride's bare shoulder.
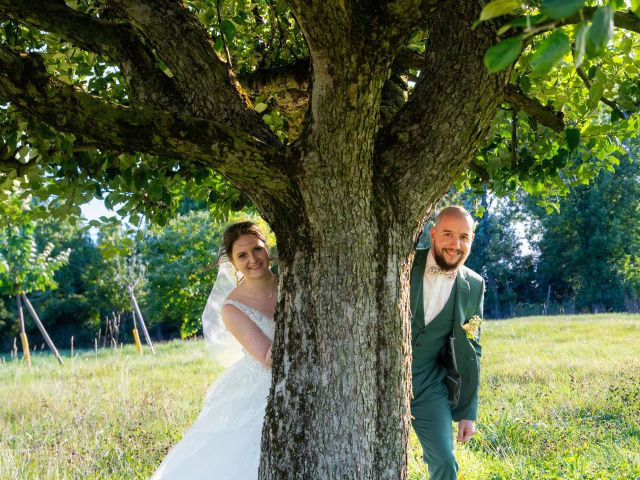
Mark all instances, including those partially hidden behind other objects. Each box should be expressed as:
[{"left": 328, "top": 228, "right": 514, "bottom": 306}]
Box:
[{"left": 221, "top": 292, "right": 251, "bottom": 327}]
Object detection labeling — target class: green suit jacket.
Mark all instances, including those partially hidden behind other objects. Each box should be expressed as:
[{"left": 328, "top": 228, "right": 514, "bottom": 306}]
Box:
[{"left": 410, "top": 248, "right": 485, "bottom": 421}]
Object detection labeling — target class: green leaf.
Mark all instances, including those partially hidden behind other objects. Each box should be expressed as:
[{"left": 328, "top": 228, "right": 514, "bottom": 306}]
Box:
[
  {"left": 484, "top": 36, "right": 523, "bottom": 73},
  {"left": 148, "top": 183, "right": 164, "bottom": 201},
  {"left": 541, "top": 0, "right": 585, "bottom": 19},
  {"left": 254, "top": 103, "right": 268, "bottom": 113},
  {"left": 497, "top": 14, "right": 546, "bottom": 35},
  {"left": 619, "top": 36, "right": 633, "bottom": 55},
  {"left": 129, "top": 214, "right": 141, "bottom": 226},
  {"left": 573, "top": 21, "right": 588, "bottom": 68},
  {"left": 610, "top": 108, "right": 624, "bottom": 122},
  {"left": 529, "top": 30, "right": 571, "bottom": 75},
  {"left": 586, "top": 70, "right": 608, "bottom": 111},
  {"left": 586, "top": 6, "right": 613, "bottom": 57},
  {"left": 566, "top": 128, "right": 580, "bottom": 151},
  {"left": 479, "top": 0, "right": 521, "bottom": 22},
  {"left": 213, "top": 36, "right": 224, "bottom": 53},
  {"left": 632, "top": 0, "right": 640, "bottom": 15},
  {"left": 220, "top": 19, "right": 236, "bottom": 39}
]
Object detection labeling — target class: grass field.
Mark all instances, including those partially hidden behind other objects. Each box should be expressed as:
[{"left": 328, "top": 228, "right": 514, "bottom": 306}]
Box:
[{"left": 1, "top": 314, "right": 639, "bottom": 479}]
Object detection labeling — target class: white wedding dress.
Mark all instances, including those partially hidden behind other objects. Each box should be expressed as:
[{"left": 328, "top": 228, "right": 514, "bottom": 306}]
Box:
[{"left": 151, "top": 300, "right": 274, "bottom": 480}]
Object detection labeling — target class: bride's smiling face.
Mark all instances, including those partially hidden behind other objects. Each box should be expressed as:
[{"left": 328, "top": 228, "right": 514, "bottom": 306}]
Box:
[{"left": 231, "top": 234, "right": 270, "bottom": 278}]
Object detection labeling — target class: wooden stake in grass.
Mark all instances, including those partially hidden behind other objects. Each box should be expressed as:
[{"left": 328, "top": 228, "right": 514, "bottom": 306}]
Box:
[
  {"left": 21, "top": 293, "right": 64, "bottom": 365},
  {"left": 132, "top": 310, "right": 143, "bottom": 353},
  {"left": 132, "top": 328, "right": 143, "bottom": 354},
  {"left": 19, "top": 332, "right": 31, "bottom": 366},
  {"left": 17, "top": 295, "right": 31, "bottom": 367},
  {"left": 131, "top": 310, "right": 142, "bottom": 353},
  {"left": 129, "top": 286, "right": 155, "bottom": 355}
]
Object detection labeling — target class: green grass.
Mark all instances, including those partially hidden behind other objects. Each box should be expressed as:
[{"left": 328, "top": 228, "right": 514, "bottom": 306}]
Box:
[
  {"left": 2, "top": 314, "right": 639, "bottom": 479},
  {"left": 0, "top": 340, "right": 222, "bottom": 480}
]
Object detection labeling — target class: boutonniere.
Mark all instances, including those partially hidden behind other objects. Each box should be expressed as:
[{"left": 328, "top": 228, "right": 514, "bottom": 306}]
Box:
[{"left": 462, "top": 315, "right": 482, "bottom": 340}]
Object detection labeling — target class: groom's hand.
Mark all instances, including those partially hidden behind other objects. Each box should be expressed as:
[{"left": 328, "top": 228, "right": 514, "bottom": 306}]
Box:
[{"left": 456, "top": 419, "right": 476, "bottom": 443}]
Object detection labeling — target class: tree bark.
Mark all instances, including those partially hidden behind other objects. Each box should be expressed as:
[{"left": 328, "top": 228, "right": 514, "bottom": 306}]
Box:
[{"left": 262, "top": 191, "right": 416, "bottom": 480}]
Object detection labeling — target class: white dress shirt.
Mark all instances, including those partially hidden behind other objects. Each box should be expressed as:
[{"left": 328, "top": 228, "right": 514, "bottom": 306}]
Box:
[{"left": 422, "top": 249, "right": 457, "bottom": 326}]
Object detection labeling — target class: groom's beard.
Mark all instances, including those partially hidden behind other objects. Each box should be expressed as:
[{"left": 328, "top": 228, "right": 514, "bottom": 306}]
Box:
[{"left": 432, "top": 242, "right": 468, "bottom": 271}]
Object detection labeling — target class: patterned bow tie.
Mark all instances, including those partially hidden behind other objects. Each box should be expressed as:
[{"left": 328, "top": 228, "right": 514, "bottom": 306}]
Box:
[{"left": 426, "top": 266, "right": 458, "bottom": 280}]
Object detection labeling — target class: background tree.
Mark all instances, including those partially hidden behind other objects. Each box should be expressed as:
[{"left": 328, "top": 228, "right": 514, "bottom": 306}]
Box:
[
  {"left": 530, "top": 153, "right": 640, "bottom": 313},
  {"left": 464, "top": 194, "right": 536, "bottom": 319},
  {"left": 97, "top": 229, "right": 156, "bottom": 354},
  {"left": 142, "top": 211, "right": 217, "bottom": 338},
  {"left": 32, "top": 219, "right": 102, "bottom": 347},
  {"left": 1, "top": 1, "right": 640, "bottom": 477},
  {"left": 0, "top": 199, "right": 70, "bottom": 365}
]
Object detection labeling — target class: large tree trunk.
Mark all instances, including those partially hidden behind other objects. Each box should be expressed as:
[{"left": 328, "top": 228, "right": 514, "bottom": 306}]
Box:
[
  {"left": 263, "top": 197, "right": 418, "bottom": 480},
  {"left": 257, "top": 33, "right": 427, "bottom": 471}
]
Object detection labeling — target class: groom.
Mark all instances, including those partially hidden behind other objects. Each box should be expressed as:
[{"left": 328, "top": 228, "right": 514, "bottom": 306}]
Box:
[{"left": 410, "top": 206, "right": 484, "bottom": 480}]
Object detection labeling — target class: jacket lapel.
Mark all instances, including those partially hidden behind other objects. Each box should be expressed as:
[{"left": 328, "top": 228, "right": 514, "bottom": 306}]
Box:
[{"left": 454, "top": 267, "right": 470, "bottom": 327}]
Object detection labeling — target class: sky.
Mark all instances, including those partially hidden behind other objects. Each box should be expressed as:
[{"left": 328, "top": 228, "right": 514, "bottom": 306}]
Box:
[{"left": 80, "top": 198, "right": 114, "bottom": 221}]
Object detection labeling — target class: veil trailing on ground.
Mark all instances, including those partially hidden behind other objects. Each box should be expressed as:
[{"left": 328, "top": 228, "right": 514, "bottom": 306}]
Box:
[{"left": 202, "top": 255, "right": 243, "bottom": 367}]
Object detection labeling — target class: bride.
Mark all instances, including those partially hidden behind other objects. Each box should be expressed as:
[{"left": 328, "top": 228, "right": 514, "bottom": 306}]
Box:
[{"left": 151, "top": 221, "right": 277, "bottom": 480}]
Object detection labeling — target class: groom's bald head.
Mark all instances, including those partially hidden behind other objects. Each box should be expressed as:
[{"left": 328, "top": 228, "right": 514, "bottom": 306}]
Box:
[{"left": 434, "top": 206, "right": 474, "bottom": 230}]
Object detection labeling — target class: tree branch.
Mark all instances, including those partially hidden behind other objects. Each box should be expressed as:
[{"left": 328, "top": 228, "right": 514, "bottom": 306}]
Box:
[
  {"left": 348, "top": 1, "right": 436, "bottom": 52},
  {"left": 239, "top": 59, "right": 311, "bottom": 96},
  {"left": 0, "top": 47, "right": 292, "bottom": 203},
  {"left": 238, "top": 59, "right": 310, "bottom": 141},
  {"left": 503, "top": 84, "right": 565, "bottom": 132},
  {"left": 575, "top": 67, "right": 620, "bottom": 111},
  {"left": 106, "top": 0, "right": 277, "bottom": 144},
  {"left": 375, "top": 0, "right": 507, "bottom": 225},
  {"left": 286, "top": 0, "right": 350, "bottom": 55},
  {"left": 238, "top": 51, "right": 562, "bottom": 161},
  {"left": 0, "top": 0, "right": 180, "bottom": 111},
  {"left": 391, "top": 51, "right": 564, "bottom": 133},
  {"left": 237, "top": 53, "right": 411, "bottom": 135},
  {"left": 574, "top": 7, "right": 640, "bottom": 33}
]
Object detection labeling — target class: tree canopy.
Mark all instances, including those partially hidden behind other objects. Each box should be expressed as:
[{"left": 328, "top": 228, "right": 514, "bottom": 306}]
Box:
[{"left": 0, "top": 1, "right": 638, "bottom": 220}]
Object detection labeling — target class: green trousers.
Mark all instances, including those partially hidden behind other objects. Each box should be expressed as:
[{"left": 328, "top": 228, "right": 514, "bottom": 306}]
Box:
[{"left": 411, "top": 380, "right": 458, "bottom": 480}]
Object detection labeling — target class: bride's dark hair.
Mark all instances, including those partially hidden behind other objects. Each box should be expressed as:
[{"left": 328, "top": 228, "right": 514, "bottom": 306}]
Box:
[{"left": 220, "top": 221, "right": 267, "bottom": 261}]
